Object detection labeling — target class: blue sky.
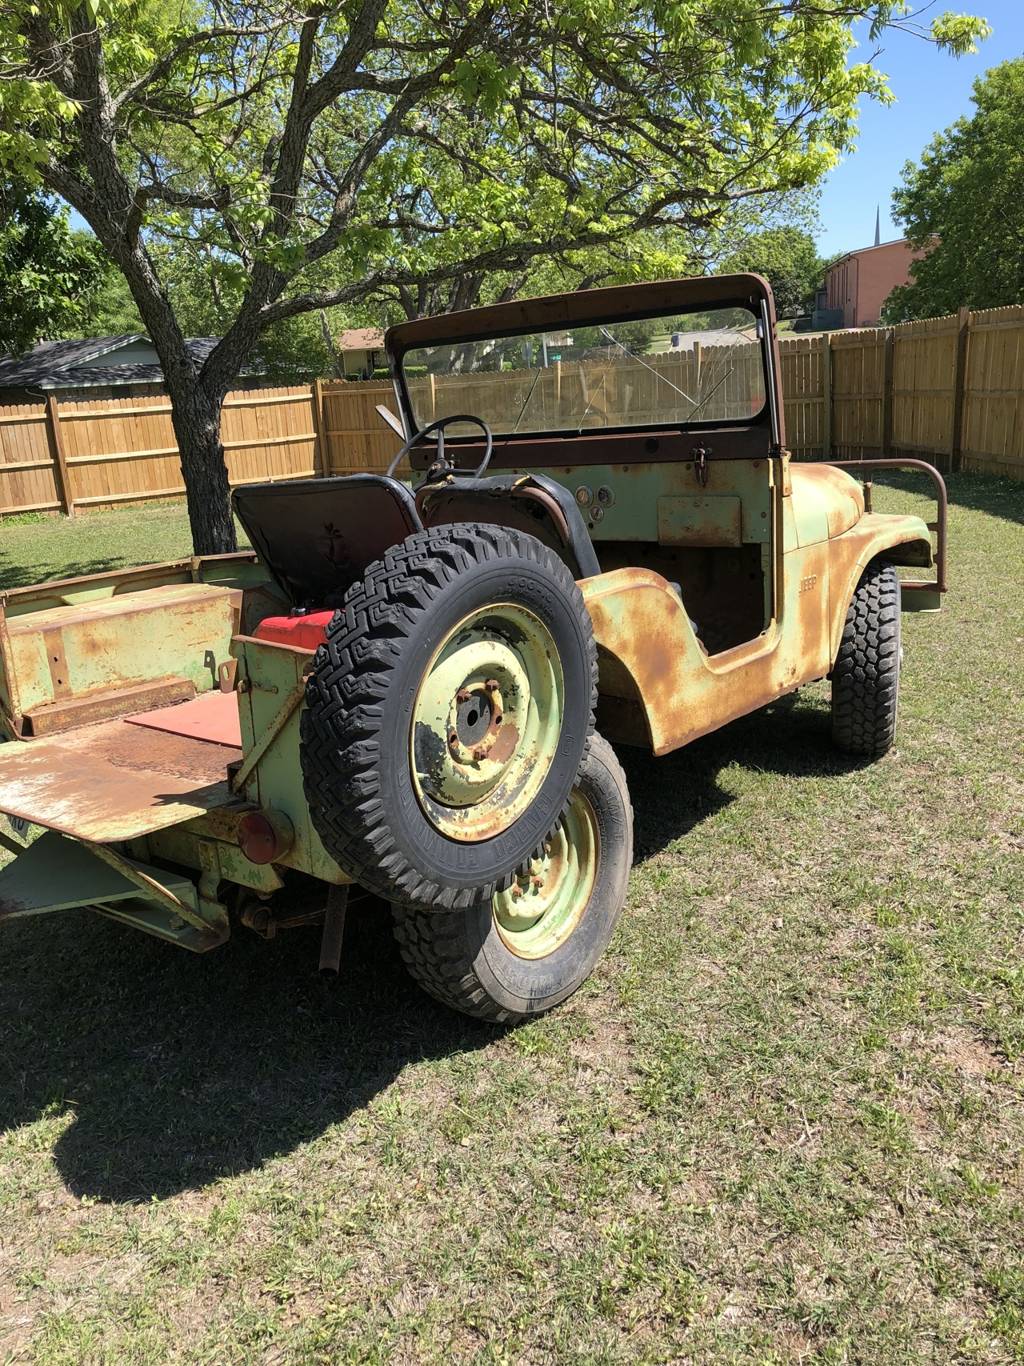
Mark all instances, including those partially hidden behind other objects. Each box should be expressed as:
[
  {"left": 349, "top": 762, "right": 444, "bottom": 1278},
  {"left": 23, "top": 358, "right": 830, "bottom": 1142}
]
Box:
[{"left": 818, "top": 0, "right": 1024, "bottom": 256}]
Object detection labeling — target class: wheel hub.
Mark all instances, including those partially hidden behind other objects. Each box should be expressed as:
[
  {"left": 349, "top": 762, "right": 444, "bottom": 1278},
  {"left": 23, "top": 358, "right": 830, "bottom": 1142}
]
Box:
[
  {"left": 410, "top": 604, "right": 564, "bottom": 842},
  {"left": 492, "top": 790, "right": 599, "bottom": 958},
  {"left": 448, "top": 678, "right": 505, "bottom": 763}
]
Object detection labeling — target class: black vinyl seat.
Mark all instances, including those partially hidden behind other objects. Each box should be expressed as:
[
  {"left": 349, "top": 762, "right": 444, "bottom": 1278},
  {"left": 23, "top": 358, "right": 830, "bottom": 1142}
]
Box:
[{"left": 232, "top": 475, "right": 422, "bottom": 607}]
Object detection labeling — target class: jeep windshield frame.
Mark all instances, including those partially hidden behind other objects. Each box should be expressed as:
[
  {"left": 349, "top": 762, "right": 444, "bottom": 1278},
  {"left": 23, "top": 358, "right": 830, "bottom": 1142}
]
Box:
[{"left": 386, "top": 273, "right": 782, "bottom": 454}]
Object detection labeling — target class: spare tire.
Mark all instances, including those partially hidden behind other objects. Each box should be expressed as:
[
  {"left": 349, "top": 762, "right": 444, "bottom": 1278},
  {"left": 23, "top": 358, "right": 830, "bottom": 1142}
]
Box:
[{"left": 301, "top": 522, "right": 597, "bottom": 912}]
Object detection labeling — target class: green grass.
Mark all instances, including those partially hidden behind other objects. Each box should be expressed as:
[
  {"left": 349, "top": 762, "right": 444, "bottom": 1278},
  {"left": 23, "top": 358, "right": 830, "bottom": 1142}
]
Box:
[
  {"left": 0, "top": 503, "right": 249, "bottom": 592},
  {"left": 2, "top": 475, "right": 1023, "bottom": 1363}
]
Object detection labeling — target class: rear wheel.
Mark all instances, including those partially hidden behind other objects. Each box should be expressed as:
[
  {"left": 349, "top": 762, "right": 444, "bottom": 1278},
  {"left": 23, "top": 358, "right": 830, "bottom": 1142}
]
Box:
[
  {"left": 301, "top": 523, "right": 597, "bottom": 912},
  {"left": 391, "top": 734, "right": 632, "bottom": 1023},
  {"left": 831, "top": 559, "right": 901, "bottom": 758}
]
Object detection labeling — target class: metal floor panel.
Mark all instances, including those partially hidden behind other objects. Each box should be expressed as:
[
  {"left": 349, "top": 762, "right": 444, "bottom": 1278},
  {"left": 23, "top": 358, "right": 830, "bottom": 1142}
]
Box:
[
  {"left": 125, "top": 688, "right": 242, "bottom": 748},
  {"left": 0, "top": 719, "right": 239, "bottom": 842}
]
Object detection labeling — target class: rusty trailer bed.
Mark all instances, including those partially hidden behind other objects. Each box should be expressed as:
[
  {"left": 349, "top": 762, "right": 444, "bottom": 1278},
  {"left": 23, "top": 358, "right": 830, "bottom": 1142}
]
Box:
[{"left": 0, "top": 715, "right": 240, "bottom": 843}]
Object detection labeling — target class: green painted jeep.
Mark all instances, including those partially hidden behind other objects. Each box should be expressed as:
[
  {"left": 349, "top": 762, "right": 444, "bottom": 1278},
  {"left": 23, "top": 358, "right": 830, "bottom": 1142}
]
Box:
[{"left": 0, "top": 275, "right": 946, "bottom": 1022}]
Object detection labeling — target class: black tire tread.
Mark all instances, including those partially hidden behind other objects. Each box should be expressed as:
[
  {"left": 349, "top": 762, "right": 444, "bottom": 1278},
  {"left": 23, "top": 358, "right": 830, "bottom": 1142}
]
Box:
[
  {"left": 831, "top": 559, "right": 901, "bottom": 758},
  {"left": 301, "top": 522, "right": 597, "bottom": 911},
  {"left": 391, "top": 905, "right": 511, "bottom": 1022}
]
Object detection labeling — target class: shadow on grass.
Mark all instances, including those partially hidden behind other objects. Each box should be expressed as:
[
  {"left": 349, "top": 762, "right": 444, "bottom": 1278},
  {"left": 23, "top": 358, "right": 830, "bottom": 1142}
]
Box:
[
  {"left": 0, "top": 552, "right": 130, "bottom": 592},
  {"left": 0, "top": 691, "right": 860, "bottom": 1206},
  {"left": 1, "top": 898, "right": 498, "bottom": 1204},
  {"left": 848, "top": 468, "right": 1024, "bottom": 528},
  {"left": 623, "top": 690, "right": 864, "bottom": 860}
]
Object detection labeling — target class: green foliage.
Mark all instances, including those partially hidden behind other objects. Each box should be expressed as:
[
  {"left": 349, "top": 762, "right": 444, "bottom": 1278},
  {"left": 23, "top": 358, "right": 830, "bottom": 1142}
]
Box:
[
  {"left": 0, "top": 0, "right": 988, "bottom": 550},
  {"left": 82, "top": 266, "right": 144, "bottom": 336},
  {"left": 720, "top": 227, "right": 827, "bottom": 318},
  {"left": 0, "top": 188, "right": 105, "bottom": 354},
  {"left": 0, "top": 2, "right": 990, "bottom": 344},
  {"left": 78, "top": 242, "right": 378, "bottom": 378},
  {"left": 885, "top": 58, "right": 1024, "bottom": 322}
]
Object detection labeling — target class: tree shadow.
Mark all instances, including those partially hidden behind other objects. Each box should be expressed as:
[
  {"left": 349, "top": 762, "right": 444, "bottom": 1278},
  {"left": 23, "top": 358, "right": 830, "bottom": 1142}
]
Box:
[
  {"left": 860, "top": 468, "right": 1024, "bottom": 528},
  {"left": 0, "top": 691, "right": 859, "bottom": 1206},
  {"left": 0, "top": 552, "right": 132, "bottom": 592}
]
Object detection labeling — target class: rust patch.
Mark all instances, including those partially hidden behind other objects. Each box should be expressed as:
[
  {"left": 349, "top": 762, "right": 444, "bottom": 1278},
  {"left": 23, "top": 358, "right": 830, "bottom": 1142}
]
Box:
[
  {"left": 581, "top": 560, "right": 833, "bottom": 757},
  {"left": 488, "top": 720, "right": 519, "bottom": 765},
  {"left": 42, "top": 628, "right": 71, "bottom": 699},
  {"left": 98, "top": 726, "right": 235, "bottom": 784},
  {"left": 25, "top": 676, "right": 196, "bottom": 737},
  {"left": 0, "top": 718, "right": 239, "bottom": 843}
]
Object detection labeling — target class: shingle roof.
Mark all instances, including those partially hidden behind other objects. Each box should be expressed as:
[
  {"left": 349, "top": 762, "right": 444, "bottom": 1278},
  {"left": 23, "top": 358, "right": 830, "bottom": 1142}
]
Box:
[
  {"left": 337, "top": 328, "right": 384, "bottom": 351},
  {"left": 0, "top": 335, "right": 253, "bottom": 390},
  {"left": 0, "top": 335, "right": 144, "bottom": 386}
]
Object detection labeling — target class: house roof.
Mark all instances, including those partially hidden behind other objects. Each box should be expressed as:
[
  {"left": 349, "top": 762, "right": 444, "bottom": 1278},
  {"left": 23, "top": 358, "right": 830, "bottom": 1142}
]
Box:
[
  {"left": 337, "top": 328, "right": 384, "bottom": 351},
  {"left": 0, "top": 335, "right": 244, "bottom": 391},
  {"left": 825, "top": 237, "right": 911, "bottom": 271}
]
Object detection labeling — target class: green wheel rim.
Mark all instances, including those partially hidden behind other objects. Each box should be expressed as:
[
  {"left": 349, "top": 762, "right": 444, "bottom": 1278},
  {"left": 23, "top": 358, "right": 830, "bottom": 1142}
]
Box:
[
  {"left": 410, "top": 603, "right": 565, "bottom": 842},
  {"left": 492, "top": 790, "right": 599, "bottom": 959}
]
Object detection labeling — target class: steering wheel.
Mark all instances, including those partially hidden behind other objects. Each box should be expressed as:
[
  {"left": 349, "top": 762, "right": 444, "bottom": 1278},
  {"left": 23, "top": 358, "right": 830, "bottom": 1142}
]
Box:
[{"left": 386, "top": 414, "right": 494, "bottom": 480}]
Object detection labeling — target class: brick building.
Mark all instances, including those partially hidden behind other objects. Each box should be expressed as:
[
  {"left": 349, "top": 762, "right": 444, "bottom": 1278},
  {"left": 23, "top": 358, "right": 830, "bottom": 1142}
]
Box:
[{"left": 818, "top": 237, "right": 929, "bottom": 329}]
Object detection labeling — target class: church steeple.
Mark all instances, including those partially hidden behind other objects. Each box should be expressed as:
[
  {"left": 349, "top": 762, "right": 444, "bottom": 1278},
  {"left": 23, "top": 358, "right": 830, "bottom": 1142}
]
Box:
[{"left": 874, "top": 205, "right": 881, "bottom": 247}]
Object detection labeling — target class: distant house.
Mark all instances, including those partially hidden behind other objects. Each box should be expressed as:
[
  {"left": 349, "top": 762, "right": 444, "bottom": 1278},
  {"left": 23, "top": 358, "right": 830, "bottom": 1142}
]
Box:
[
  {"left": 336, "top": 328, "right": 385, "bottom": 379},
  {"left": 816, "top": 238, "right": 930, "bottom": 330},
  {"left": 0, "top": 334, "right": 266, "bottom": 403}
]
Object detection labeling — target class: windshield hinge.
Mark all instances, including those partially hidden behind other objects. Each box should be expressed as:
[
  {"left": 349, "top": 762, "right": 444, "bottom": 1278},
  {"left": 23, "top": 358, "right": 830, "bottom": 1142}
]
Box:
[{"left": 692, "top": 445, "right": 711, "bottom": 486}]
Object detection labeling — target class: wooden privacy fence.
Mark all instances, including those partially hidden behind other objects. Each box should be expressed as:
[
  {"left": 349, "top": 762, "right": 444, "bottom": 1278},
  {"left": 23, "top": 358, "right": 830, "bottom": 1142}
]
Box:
[
  {"left": 0, "top": 384, "right": 322, "bottom": 518},
  {"left": 3, "top": 304, "right": 1024, "bottom": 517},
  {"left": 778, "top": 304, "right": 1024, "bottom": 478}
]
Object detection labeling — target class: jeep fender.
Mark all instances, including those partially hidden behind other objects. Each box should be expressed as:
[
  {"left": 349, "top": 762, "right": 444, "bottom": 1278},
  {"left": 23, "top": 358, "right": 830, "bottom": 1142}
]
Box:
[{"left": 827, "top": 513, "right": 933, "bottom": 661}]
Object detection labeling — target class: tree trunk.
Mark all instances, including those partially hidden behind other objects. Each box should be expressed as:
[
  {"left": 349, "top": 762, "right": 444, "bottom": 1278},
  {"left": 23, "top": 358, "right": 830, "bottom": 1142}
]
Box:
[{"left": 166, "top": 382, "right": 238, "bottom": 556}]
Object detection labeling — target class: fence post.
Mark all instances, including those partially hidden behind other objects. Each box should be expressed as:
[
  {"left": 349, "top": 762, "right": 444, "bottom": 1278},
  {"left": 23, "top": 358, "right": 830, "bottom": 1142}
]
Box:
[
  {"left": 311, "top": 378, "right": 326, "bottom": 476},
  {"left": 821, "top": 334, "right": 832, "bottom": 458},
  {"left": 44, "top": 394, "right": 74, "bottom": 517},
  {"left": 880, "top": 329, "right": 895, "bottom": 456},
  {"left": 950, "top": 305, "right": 971, "bottom": 474}
]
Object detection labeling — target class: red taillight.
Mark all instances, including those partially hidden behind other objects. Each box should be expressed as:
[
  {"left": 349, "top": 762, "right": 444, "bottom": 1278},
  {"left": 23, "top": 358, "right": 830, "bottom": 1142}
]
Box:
[{"left": 238, "top": 809, "right": 294, "bottom": 865}]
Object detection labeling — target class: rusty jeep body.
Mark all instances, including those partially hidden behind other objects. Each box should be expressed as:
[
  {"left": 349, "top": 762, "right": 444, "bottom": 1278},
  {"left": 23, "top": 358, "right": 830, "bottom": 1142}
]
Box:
[{"left": 0, "top": 274, "right": 946, "bottom": 1023}]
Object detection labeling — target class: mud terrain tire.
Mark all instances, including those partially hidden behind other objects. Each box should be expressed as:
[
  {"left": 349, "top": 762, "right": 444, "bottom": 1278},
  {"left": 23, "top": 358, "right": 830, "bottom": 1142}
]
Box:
[
  {"left": 831, "top": 559, "right": 901, "bottom": 758},
  {"left": 391, "top": 734, "right": 632, "bottom": 1023}
]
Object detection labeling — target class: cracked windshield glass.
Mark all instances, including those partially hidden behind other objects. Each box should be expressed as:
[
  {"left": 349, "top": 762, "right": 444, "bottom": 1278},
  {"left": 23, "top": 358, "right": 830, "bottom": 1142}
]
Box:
[{"left": 402, "top": 307, "right": 765, "bottom": 437}]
